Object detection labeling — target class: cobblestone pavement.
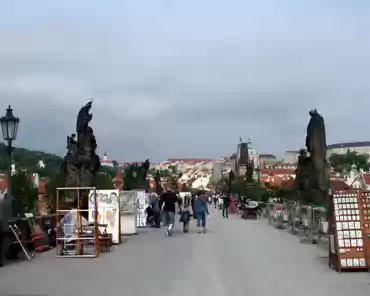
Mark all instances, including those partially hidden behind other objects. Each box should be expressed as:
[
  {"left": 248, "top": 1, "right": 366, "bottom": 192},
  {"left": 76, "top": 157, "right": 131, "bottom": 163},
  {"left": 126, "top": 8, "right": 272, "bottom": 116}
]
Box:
[{"left": 1, "top": 209, "right": 369, "bottom": 296}]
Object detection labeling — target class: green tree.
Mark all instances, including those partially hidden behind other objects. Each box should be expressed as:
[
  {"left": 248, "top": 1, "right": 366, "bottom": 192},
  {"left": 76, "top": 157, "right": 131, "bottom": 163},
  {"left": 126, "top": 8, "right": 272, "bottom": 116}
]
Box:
[
  {"left": 329, "top": 150, "right": 370, "bottom": 173},
  {"left": 45, "top": 172, "right": 66, "bottom": 213},
  {"left": 95, "top": 172, "right": 114, "bottom": 190},
  {"left": 123, "top": 165, "right": 142, "bottom": 190},
  {"left": 99, "top": 166, "right": 117, "bottom": 179},
  {"left": 0, "top": 143, "right": 63, "bottom": 177},
  {"left": 168, "top": 175, "right": 178, "bottom": 191},
  {"left": 11, "top": 170, "right": 38, "bottom": 216},
  {"left": 168, "top": 165, "right": 178, "bottom": 175}
]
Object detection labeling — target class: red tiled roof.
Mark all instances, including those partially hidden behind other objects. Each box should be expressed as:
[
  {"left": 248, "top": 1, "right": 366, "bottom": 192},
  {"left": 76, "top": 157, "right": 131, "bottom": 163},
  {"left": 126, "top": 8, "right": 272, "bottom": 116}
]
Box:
[
  {"left": 331, "top": 180, "right": 350, "bottom": 190},
  {"left": 112, "top": 170, "right": 123, "bottom": 183},
  {"left": 38, "top": 181, "right": 47, "bottom": 195},
  {"left": 362, "top": 173, "right": 370, "bottom": 185},
  {"left": 261, "top": 169, "right": 296, "bottom": 175},
  {"left": 0, "top": 178, "right": 7, "bottom": 191}
]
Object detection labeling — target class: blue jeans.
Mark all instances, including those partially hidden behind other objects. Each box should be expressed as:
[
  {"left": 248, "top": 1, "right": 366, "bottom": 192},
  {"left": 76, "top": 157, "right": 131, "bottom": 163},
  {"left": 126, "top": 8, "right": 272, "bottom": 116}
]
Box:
[
  {"left": 196, "top": 212, "right": 206, "bottom": 228},
  {"left": 163, "top": 211, "right": 175, "bottom": 226}
]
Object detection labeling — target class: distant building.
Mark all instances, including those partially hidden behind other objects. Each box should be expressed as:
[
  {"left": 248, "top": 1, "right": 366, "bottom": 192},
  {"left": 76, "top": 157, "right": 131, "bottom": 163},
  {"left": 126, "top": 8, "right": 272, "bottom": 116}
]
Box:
[
  {"left": 210, "top": 161, "right": 223, "bottom": 184},
  {"left": 234, "top": 137, "right": 259, "bottom": 178},
  {"left": 259, "top": 154, "right": 277, "bottom": 168},
  {"left": 327, "top": 141, "right": 370, "bottom": 158},
  {"left": 282, "top": 150, "right": 299, "bottom": 164}
]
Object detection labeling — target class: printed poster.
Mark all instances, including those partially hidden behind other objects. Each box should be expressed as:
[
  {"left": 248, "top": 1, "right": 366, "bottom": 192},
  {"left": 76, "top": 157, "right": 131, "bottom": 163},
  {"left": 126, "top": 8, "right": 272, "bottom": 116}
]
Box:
[
  {"left": 136, "top": 191, "right": 149, "bottom": 227},
  {"left": 89, "top": 189, "right": 120, "bottom": 244}
]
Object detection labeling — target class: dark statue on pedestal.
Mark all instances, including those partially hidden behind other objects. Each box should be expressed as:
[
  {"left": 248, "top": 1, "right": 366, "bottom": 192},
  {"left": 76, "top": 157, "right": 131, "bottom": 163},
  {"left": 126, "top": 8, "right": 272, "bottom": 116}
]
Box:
[
  {"left": 246, "top": 160, "right": 254, "bottom": 183},
  {"left": 154, "top": 170, "right": 162, "bottom": 195},
  {"left": 295, "top": 109, "right": 329, "bottom": 204},
  {"left": 228, "top": 170, "right": 235, "bottom": 197},
  {"left": 62, "top": 101, "right": 101, "bottom": 210}
]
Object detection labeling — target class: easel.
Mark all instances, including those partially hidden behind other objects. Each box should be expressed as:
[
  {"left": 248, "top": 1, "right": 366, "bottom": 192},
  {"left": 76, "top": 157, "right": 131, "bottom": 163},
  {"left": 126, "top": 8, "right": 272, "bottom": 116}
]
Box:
[{"left": 8, "top": 223, "right": 32, "bottom": 261}]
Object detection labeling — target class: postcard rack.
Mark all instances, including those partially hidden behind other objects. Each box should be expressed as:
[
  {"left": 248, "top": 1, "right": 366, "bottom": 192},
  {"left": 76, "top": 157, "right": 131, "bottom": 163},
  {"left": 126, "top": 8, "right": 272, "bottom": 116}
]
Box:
[{"left": 328, "top": 190, "right": 369, "bottom": 271}]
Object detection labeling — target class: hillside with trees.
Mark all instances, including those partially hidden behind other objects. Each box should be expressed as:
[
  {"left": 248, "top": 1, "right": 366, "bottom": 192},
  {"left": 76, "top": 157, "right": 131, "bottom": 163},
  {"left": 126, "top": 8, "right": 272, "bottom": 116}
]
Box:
[{"left": 0, "top": 142, "right": 63, "bottom": 177}]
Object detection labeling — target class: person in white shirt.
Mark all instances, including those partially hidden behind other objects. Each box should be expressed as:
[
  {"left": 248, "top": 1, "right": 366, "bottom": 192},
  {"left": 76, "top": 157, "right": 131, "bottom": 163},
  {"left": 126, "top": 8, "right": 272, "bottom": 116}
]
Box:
[{"left": 218, "top": 196, "right": 223, "bottom": 210}]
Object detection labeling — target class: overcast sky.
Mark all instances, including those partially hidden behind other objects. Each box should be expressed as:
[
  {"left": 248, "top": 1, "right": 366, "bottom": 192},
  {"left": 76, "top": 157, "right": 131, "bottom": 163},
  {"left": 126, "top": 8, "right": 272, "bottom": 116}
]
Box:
[{"left": 0, "top": 1, "right": 369, "bottom": 161}]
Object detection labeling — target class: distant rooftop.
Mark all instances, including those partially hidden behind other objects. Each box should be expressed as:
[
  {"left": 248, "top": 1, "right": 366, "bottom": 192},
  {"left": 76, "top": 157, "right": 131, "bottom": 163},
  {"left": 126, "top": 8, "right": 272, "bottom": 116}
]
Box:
[
  {"left": 167, "top": 158, "right": 214, "bottom": 162},
  {"left": 285, "top": 150, "right": 300, "bottom": 154},
  {"left": 328, "top": 141, "right": 370, "bottom": 149},
  {"left": 259, "top": 154, "right": 276, "bottom": 159}
]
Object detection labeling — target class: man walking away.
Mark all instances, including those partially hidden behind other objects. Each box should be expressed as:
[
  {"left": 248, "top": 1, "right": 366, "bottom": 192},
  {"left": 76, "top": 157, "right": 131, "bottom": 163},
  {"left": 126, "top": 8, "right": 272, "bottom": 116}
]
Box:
[
  {"left": 194, "top": 191, "right": 209, "bottom": 233},
  {"left": 213, "top": 194, "right": 218, "bottom": 208},
  {"left": 152, "top": 195, "right": 161, "bottom": 228},
  {"left": 159, "top": 189, "right": 180, "bottom": 236},
  {"left": 191, "top": 194, "right": 196, "bottom": 219},
  {"left": 222, "top": 194, "right": 230, "bottom": 218}
]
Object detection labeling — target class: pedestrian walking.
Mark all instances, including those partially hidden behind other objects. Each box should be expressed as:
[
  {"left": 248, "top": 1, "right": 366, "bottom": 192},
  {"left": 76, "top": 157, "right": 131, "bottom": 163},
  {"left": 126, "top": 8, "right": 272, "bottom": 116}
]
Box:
[
  {"left": 179, "top": 203, "right": 192, "bottom": 233},
  {"left": 194, "top": 191, "right": 209, "bottom": 233},
  {"left": 222, "top": 194, "right": 230, "bottom": 218},
  {"left": 191, "top": 193, "right": 197, "bottom": 219},
  {"left": 213, "top": 194, "right": 218, "bottom": 208},
  {"left": 159, "top": 189, "right": 181, "bottom": 236},
  {"left": 218, "top": 195, "right": 223, "bottom": 210}
]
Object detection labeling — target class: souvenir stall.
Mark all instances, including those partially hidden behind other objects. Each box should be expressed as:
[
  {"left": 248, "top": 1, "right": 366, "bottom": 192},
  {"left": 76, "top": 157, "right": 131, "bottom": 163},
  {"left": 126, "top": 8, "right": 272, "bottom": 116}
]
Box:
[
  {"left": 329, "top": 190, "right": 370, "bottom": 271},
  {"left": 57, "top": 187, "right": 101, "bottom": 258}
]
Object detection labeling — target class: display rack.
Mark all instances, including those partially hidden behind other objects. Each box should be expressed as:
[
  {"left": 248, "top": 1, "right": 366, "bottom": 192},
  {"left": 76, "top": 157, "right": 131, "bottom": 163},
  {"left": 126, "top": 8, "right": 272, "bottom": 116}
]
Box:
[
  {"left": 56, "top": 187, "right": 99, "bottom": 258},
  {"left": 329, "top": 190, "right": 368, "bottom": 271},
  {"left": 360, "top": 191, "right": 370, "bottom": 268}
]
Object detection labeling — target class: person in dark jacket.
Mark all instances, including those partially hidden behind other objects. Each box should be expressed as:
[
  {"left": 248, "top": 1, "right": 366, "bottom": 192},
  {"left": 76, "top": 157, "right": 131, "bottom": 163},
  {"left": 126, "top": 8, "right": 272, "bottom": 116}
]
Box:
[
  {"left": 159, "top": 189, "right": 181, "bottom": 236},
  {"left": 222, "top": 194, "right": 230, "bottom": 218},
  {"left": 191, "top": 194, "right": 196, "bottom": 219}
]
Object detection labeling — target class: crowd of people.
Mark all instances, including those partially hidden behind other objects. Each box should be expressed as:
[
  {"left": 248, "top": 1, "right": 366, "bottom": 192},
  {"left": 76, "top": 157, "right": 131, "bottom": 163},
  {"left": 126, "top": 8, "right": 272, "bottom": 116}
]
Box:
[
  {"left": 145, "top": 189, "right": 238, "bottom": 236},
  {"left": 146, "top": 190, "right": 211, "bottom": 236}
]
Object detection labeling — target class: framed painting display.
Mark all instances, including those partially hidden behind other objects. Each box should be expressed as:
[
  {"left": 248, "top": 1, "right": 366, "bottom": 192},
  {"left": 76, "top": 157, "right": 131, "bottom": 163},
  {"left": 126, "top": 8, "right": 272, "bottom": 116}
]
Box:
[{"left": 329, "top": 190, "right": 368, "bottom": 272}]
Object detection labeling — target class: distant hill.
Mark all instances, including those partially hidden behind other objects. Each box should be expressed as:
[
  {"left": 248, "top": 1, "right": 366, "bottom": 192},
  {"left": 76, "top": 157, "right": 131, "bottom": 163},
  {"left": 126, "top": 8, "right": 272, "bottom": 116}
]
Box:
[{"left": 0, "top": 143, "right": 63, "bottom": 177}]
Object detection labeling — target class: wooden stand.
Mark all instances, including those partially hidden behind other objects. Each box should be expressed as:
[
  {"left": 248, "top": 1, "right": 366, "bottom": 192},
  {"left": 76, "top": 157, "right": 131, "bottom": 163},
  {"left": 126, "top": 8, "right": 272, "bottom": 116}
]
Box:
[{"left": 56, "top": 187, "right": 100, "bottom": 258}]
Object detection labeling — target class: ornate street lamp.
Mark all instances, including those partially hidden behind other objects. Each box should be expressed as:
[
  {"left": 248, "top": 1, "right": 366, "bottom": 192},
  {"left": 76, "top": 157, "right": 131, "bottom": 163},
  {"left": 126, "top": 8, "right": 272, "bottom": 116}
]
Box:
[
  {"left": 0, "top": 105, "right": 19, "bottom": 267},
  {"left": 0, "top": 105, "right": 20, "bottom": 156}
]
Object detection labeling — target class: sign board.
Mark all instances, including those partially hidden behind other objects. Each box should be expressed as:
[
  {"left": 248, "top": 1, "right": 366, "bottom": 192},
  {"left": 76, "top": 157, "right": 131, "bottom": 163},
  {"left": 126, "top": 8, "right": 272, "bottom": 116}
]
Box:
[
  {"left": 136, "top": 191, "right": 149, "bottom": 227},
  {"left": 119, "top": 190, "right": 137, "bottom": 214},
  {"left": 89, "top": 189, "right": 120, "bottom": 244},
  {"left": 119, "top": 190, "right": 138, "bottom": 235}
]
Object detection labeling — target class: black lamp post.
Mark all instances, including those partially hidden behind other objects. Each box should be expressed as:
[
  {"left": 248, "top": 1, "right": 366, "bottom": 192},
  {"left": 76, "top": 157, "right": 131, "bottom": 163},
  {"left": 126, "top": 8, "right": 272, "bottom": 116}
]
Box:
[
  {"left": 0, "top": 105, "right": 20, "bottom": 213},
  {"left": 0, "top": 105, "right": 19, "bottom": 267},
  {"left": 228, "top": 170, "right": 235, "bottom": 198},
  {"left": 255, "top": 167, "right": 261, "bottom": 201}
]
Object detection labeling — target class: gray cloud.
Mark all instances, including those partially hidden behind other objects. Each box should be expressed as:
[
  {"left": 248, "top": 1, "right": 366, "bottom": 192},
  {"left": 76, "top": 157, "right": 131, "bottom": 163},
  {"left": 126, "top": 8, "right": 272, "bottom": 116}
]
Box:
[{"left": 1, "top": 1, "right": 370, "bottom": 161}]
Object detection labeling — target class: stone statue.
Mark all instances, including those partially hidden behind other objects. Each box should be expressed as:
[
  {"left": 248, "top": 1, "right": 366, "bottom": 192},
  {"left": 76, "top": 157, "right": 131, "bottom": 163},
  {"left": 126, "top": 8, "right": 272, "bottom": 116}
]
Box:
[
  {"left": 63, "top": 133, "right": 79, "bottom": 188},
  {"left": 305, "top": 109, "right": 329, "bottom": 193},
  {"left": 228, "top": 170, "right": 235, "bottom": 196},
  {"left": 246, "top": 160, "right": 254, "bottom": 183},
  {"left": 62, "top": 101, "right": 101, "bottom": 210},
  {"left": 294, "top": 109, "right": 329, "bottom": 204},
  {"left": 295, "top": 149, "right": 308, "bottom": 191},
  {"left": 154, "top": 170, "right": 162, "bottom": 194},
  {"left": 76, "top": 101, "right": 92, "bottom": 134},
  {"left": 141, "top": 159, "right": 150, "bottom": 181}
]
